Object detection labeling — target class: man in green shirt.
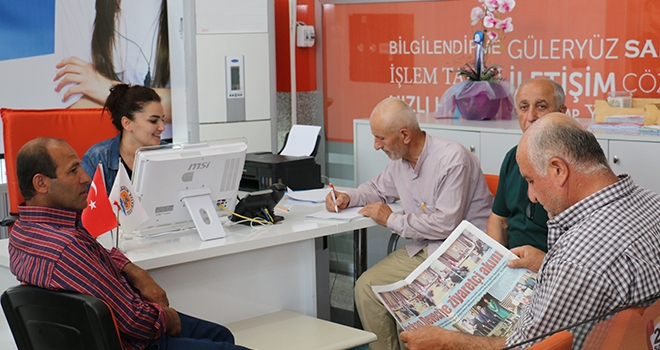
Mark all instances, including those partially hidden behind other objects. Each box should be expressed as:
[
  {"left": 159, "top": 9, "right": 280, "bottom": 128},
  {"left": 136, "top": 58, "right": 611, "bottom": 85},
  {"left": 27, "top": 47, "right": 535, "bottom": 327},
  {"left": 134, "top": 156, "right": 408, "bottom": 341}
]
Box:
[{"left": 486, "top": 78, "right": 567, "bottom": 252}]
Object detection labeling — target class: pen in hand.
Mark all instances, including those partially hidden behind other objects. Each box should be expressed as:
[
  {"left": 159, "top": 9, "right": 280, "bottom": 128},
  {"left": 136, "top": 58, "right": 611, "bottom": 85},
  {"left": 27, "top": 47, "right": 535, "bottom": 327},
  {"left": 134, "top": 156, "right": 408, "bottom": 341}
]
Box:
[{"left": 329, "top": 183, "right": 339, "bottom": 213}]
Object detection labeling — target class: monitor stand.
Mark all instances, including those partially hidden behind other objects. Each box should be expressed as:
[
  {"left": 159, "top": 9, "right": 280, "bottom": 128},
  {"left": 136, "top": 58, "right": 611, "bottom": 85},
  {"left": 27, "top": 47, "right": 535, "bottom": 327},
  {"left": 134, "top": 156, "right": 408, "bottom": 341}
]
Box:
[{"left": 180, "top": 188, "right": 226, "bottom": 241}]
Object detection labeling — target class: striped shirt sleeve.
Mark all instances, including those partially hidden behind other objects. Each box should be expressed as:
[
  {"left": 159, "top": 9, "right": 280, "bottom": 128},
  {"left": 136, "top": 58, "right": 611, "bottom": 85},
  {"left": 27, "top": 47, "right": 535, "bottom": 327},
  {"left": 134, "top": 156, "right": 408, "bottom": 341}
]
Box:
[{"left": 50, "top": 237, "right": 168, "bottom": 342}]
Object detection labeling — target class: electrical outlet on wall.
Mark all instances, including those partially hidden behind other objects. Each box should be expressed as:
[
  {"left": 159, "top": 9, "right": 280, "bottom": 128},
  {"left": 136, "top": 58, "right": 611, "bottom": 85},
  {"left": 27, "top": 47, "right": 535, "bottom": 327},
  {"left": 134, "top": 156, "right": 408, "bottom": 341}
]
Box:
[{"left": 296, "top": 25, "right": 315, "bottom": 47}]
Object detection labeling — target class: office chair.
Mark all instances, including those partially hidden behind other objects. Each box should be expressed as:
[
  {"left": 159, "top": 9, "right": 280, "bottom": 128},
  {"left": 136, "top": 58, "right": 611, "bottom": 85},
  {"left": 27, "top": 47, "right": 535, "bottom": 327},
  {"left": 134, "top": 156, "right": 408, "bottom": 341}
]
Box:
[
  {"left": 483, "top": 173, "right": 500, "bottom": 199},
  {"left": 1, "top": 285, "right": 122, "bottom": 350},
  {"left": 526, "top": 330, "right": 573, "bottom": 350},
  {"left": 508, "top": 295, "right": 660, "bottom": 350},
  {"left": 0, "top": 108, "right": 118, "bottom": 226},
  {"left": 386, "top": 174, "right": 500, "bottom": 255},
  {"left": 581, "top": 296, "right": 660, "bottom": 350}
]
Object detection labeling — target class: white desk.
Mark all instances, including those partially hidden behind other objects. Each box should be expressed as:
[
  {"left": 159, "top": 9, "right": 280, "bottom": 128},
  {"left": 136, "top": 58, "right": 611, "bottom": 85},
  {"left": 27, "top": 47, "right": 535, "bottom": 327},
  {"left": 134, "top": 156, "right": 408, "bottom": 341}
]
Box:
[
  {"left": 0, "top": 198, "right": 397, "bottom": 349},
  {"left": 226, "top": 310, "right": 376, "bottom": 350}
]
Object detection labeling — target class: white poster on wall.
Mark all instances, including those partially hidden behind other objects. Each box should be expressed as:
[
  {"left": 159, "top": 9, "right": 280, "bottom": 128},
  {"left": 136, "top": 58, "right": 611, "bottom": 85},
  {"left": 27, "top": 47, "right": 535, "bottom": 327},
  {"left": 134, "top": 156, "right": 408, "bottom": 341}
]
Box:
[{"left": 0, "top": 0, "right": 174, "bottom": 153}]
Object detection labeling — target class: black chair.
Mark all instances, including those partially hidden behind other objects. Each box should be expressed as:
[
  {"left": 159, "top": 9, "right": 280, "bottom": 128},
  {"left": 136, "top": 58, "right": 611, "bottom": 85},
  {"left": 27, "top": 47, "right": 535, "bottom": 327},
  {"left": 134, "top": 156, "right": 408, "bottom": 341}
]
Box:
[
  {"left": 1, "top": 285, "right": 122, "bottom": 350},
  {"left": 387, "top": 232, "right": 401, "bottom": 255}
]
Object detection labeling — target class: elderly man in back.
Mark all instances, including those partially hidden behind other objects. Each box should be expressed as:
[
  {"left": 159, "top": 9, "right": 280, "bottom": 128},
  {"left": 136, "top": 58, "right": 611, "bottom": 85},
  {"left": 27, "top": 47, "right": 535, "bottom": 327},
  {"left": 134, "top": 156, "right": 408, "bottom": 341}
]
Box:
[
  {"left": 399, "top": 113, "right": 660, "bottom": 349},
  {"left": 327, "top": 97, "right": 492, "bottom": 350},
  {"left": 487, "top": 78, "right": 567, "bottom": 254}
]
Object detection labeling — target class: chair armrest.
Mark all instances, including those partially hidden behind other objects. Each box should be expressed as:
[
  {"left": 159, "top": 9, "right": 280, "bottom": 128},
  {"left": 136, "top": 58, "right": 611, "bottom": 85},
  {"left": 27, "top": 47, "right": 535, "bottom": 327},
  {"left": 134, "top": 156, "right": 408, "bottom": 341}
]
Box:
[{"left": 0, "top": 216, "right": 17, "bottom": 227}]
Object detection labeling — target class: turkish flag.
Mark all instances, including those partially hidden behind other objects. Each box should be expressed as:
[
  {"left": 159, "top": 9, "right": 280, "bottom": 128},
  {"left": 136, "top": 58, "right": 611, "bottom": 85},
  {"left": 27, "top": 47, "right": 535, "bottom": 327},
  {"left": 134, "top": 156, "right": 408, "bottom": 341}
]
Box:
[{"left": 82, "top": 165, "right": 118, "bottom": 238}]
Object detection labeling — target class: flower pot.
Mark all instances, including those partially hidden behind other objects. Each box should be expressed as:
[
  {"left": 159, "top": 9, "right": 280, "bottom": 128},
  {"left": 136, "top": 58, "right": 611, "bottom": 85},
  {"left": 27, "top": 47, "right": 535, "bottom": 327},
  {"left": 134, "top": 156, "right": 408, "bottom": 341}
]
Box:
[
  {"left": 435, "top": 80, "right": 514, "bottom": 120},
  {"left": 455, "top": 92, "right": 502, "bottom": 120}
]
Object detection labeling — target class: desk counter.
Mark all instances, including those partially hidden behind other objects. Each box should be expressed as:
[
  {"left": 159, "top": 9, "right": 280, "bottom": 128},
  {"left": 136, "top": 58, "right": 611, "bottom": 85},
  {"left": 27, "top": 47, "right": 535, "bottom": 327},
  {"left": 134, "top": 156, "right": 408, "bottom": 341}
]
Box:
[
  {"left": 0, "top": 199, "right": 395, "bottom": 349},
  {"left": 116, "top": 200, "right": 373, "bottom": 270},
  {"left": 0, "top": 199, "right": 379, "bottom": 269}
]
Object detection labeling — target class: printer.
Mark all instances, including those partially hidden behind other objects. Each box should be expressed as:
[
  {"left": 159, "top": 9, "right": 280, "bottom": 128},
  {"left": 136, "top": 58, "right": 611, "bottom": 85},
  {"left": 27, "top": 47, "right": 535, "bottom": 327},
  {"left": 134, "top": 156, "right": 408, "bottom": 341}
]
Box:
[
  {"left": 240, "top": 152, "right": 324, "bottom": 191},
  {"left": 241, "top": 125, "right": 325, "bottom": 191}
]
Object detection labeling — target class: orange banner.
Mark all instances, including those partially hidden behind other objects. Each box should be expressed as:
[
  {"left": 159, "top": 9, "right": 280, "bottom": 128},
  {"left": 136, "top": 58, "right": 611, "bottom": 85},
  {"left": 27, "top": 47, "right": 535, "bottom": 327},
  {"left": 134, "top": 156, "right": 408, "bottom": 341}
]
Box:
[{"left": 323, "top": 0, "right": 660, "bottom": 142}]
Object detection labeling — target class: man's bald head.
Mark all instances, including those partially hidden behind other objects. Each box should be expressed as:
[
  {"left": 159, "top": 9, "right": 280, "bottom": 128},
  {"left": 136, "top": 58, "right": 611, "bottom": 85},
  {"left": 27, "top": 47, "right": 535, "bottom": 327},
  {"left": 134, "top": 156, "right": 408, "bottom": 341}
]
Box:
[
  {"left": 369, "top": 97, "right": 425, "bottom": 163},
  {"left": 370, "top": 97, "right": 421, "bottom": 134},
  {"left": 17, "top": 137, "right": 91, "bottom": 210},
  {"left": 17, "top": 138, "right": 65, "bottom": 200}
]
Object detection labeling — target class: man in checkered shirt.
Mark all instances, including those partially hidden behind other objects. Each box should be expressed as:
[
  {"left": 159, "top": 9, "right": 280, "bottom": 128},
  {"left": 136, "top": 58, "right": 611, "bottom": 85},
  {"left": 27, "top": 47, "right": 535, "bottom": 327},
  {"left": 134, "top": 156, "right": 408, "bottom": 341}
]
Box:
[{"left": 399, "top": 113, "right": 660, "bottom": 349}]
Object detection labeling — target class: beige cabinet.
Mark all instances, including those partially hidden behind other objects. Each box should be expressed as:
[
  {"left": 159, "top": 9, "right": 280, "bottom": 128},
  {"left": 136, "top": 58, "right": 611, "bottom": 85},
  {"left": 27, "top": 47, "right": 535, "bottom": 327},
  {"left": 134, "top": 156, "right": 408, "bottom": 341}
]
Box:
[
  {"left": 480, "top": 132, "right": 521, "bottom": 175},
  {"left": 608, "top": 139, "right": 660, "bottom": 194},
  {"left": 424, "top": 128, "right": 481, "bottom": 158}
]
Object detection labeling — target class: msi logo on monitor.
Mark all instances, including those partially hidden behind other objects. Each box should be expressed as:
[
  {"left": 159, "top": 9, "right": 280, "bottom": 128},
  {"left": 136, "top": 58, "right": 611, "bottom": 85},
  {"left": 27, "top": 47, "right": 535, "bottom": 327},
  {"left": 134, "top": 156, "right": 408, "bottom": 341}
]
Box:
[{"left": 188, "top": 161, "right": 210, "bottom": 171}]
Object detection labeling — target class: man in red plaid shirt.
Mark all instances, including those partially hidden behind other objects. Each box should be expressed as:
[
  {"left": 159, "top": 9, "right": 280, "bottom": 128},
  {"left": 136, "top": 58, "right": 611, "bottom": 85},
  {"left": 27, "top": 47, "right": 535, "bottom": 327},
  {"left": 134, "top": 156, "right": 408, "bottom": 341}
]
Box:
[{"left": 9, "top": 137, "right": 248, "bottom": 350}]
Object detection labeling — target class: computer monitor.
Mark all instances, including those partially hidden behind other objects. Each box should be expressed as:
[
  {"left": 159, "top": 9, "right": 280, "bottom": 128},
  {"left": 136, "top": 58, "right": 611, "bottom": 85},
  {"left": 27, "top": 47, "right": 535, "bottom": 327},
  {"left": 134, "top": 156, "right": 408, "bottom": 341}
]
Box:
[{"left": 130, "top": 138, "right": 248, "bottom": 240}]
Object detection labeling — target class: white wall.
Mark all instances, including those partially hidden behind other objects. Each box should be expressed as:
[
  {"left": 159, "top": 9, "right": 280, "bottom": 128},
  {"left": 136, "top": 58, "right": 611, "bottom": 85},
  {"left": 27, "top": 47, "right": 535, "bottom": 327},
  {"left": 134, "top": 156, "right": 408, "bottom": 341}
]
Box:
[{"left": 170, "top": 0, "right": 276, "bottom": 153}]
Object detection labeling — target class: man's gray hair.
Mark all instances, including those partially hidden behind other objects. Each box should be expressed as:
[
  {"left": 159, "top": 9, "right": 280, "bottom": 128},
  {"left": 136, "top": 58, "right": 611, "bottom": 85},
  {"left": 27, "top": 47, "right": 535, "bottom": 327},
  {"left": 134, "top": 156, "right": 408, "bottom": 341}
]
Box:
[
  {"left": 515, "top": 78, "right": 566, "bottom": 108},
  {"left": 526, "top": 121, "right": 609, "bottom": 176}
]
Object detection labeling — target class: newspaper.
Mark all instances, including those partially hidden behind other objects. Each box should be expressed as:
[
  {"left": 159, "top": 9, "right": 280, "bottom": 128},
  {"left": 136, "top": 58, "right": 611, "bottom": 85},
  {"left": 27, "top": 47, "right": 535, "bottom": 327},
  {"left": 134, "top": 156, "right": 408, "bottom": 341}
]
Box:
[{"left": 373, "top": 220, "right": 536, "bottom": 337}]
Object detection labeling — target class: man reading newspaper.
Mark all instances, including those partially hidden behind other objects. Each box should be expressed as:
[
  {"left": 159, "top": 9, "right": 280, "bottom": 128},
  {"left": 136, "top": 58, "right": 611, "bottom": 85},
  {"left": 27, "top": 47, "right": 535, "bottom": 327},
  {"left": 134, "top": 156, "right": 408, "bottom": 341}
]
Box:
[{"left": 399, "top": 113, "right": 660, "bottom": 349}]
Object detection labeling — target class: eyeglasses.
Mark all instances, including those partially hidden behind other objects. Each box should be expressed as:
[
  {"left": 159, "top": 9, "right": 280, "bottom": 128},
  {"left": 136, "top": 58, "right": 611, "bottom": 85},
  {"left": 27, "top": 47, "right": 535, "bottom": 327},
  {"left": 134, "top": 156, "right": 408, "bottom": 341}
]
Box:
[{"left": 525, "top": 202, "right": 535, "bottom": 221}]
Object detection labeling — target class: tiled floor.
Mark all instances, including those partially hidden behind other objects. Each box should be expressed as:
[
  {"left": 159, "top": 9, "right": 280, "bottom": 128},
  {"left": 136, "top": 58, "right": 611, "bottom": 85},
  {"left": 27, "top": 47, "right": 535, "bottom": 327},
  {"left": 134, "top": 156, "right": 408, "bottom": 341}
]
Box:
[
  {"left": 330, "top": 272, "right": 354, "bottom": 311},
  {"left": 330, "top": 272, "right": 361, "bottom": 328}
]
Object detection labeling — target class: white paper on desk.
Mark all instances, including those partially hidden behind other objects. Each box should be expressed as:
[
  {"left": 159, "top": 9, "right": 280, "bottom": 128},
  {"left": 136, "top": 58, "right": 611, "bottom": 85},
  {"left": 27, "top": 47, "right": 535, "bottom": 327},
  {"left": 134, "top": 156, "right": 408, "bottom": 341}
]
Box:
[
  {"left": 285, "top": 187, "right": 329, "bottom": 203},
  {"left": 305, "top": 207, "right": 365, "bottom": 221},
  {"left": 280, "top": 125, "right": 322, "bottom": 156}
]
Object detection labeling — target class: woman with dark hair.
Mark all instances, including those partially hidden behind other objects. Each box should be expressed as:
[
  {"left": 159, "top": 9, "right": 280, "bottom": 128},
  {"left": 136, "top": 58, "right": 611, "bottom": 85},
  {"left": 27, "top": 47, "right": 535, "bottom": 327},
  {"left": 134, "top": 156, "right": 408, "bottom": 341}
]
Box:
[
  {"left": 53, "top": 0, "right": 172, "bottom": 136},
  {"left": 82, "top": 84, "right": 166, "bottom": 193}
]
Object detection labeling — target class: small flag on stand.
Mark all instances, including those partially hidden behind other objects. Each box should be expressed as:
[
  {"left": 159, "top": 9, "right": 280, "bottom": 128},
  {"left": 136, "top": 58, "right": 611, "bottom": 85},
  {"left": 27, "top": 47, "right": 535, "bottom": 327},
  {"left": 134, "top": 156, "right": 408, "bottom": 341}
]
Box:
[
  {"left": 109, "top": 163, "right": 149, "bottom": 235},
  {"left": 82, "top": 165, "right": 118, "bottom": 238}
]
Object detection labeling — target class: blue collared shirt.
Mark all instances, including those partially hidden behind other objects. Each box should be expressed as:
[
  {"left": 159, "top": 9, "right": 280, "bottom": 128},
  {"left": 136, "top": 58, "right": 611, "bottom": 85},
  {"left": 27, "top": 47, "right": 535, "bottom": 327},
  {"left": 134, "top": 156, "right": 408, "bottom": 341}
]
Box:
[
  {"left": 81, "top": 135, "right": 170, "bottom": 194},
  {"left": 82, "top": 135, "right": 121, "bottom": 194}
]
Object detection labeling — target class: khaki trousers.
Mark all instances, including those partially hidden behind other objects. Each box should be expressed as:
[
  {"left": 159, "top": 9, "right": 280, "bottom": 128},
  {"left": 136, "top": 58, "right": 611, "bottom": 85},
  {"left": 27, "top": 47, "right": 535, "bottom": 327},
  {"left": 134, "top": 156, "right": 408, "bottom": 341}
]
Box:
[{"left": 354, "top": 246, "right": 428, "bottom": 350}]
